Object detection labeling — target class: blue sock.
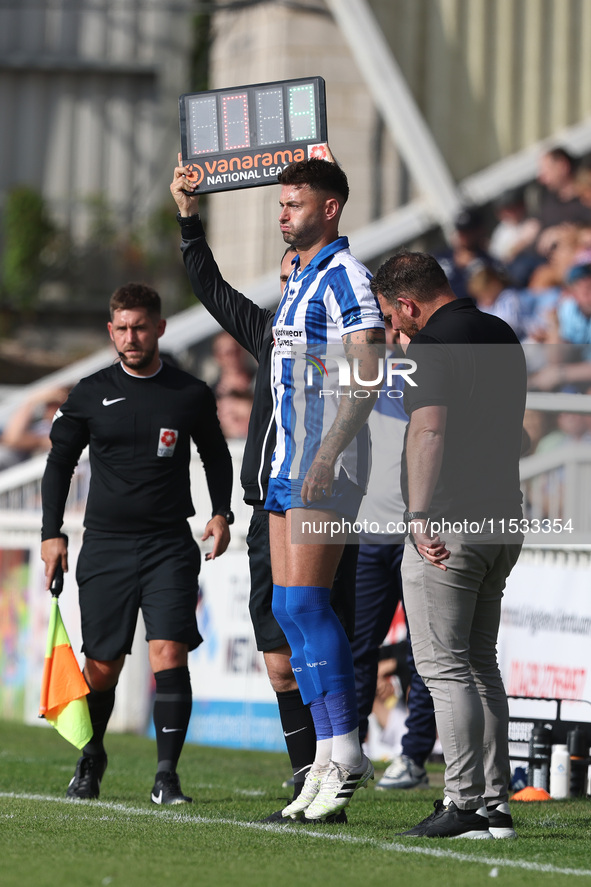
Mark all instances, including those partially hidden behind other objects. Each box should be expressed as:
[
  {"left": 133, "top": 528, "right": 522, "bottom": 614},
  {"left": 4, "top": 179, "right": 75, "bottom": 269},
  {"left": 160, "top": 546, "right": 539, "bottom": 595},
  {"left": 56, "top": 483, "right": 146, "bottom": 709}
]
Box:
[
  {"left": 309, "top": 695, "right": 332, "bottom": 741},
  {"left": 272, "top": 583, "right": 318, "bottom": 704},
  {"left": 324, "top": 687, "right": 359, "bottom": 736},
  {"left": 286, "top": 585, "right": 356, "bottom": 698}
]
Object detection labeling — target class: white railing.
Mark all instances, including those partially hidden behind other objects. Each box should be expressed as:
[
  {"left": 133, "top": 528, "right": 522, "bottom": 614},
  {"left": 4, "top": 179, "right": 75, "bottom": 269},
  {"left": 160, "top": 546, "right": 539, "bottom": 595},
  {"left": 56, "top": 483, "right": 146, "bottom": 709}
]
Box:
[
  {"left": 520, "top": 444, "right": 591, "bottom": 543},
  {"left": 1, "top": 392, "right": 590, "bottom": 544},
  {"left": 0, "top": 452, "right": 89, "bottom": 520},
  {"left": 519, "top": 391, "right": 591, "bottom": 546}
]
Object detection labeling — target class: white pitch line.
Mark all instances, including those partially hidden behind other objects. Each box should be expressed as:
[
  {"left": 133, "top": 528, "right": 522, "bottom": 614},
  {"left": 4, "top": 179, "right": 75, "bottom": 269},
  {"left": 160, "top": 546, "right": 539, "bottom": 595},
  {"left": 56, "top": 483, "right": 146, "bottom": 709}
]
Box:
[{"left": 1, "top": 791, "right": 590, "bottom": 878}]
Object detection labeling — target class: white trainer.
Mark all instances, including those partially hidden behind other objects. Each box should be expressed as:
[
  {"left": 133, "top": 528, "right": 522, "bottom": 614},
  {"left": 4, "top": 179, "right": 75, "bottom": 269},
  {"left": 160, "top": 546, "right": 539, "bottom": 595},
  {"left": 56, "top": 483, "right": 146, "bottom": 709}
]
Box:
[
  {"left": 302, "top": 755, "right": 374, "bottom": 822},
  {"left": 281, "top": 765, "right": 328, "bottom": 820},
  {"left": 376, "top": 754, "right": 429, "bottom": 790},
  {"left": 487, "top": 801, "right": 517, "bottom": 838}
]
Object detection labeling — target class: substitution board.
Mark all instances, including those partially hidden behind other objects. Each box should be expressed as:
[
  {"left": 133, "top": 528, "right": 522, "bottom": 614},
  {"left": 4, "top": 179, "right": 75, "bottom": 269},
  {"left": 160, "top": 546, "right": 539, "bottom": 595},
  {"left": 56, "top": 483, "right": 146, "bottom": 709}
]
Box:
[{"left": 179, "top": 76, "right": 328, "bottom": 194}]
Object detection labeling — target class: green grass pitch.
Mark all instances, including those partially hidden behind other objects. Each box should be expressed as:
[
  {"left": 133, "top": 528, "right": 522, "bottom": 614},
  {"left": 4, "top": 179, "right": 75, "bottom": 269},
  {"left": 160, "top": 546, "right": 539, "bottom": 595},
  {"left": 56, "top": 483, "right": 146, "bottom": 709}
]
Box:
[{"left": 1, "top": 721, "right": 590, "bottom": 887}]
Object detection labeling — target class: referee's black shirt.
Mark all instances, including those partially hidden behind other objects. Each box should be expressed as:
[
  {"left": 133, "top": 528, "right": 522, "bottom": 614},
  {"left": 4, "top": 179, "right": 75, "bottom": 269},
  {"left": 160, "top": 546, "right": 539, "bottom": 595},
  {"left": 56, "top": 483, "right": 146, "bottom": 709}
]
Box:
[{"left": 42, "top": 361, "right": 232, "bottom": 538}]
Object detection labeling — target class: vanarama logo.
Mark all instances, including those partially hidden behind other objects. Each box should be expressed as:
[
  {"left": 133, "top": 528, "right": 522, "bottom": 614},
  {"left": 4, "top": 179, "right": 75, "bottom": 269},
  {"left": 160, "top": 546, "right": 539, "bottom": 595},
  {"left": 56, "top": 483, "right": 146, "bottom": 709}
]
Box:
[{"left": 186, "top": 147, "right": 306, "bottom": 187}]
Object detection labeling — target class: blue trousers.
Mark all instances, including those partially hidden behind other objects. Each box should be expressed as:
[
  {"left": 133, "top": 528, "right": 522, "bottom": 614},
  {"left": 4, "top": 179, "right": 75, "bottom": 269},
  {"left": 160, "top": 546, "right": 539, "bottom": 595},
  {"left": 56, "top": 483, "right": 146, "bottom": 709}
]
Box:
[{"left": 353, "top": 542, "right": 436, "bottom": 765}]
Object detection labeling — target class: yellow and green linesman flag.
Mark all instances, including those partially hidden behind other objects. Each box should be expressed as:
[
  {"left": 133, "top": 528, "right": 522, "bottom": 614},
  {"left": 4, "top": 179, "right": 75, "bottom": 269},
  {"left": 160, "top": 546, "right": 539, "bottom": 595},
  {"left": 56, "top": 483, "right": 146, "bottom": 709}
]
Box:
[{"left": 39, "top": 597, "right": 92, "bottom": 749}]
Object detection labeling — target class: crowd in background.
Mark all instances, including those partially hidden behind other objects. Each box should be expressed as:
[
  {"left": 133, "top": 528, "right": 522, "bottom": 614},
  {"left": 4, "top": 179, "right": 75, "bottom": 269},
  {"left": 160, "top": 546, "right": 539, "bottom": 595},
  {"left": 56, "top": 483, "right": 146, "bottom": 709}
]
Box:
[
  {"left": 200, "top": 145, "right": 591, "bottom": 451},
  {"left": 438, "top": 147, "right": 591, "bottom": 373},
  {"left": 3, "top": 145, "right": 591, "bottom": 463}
]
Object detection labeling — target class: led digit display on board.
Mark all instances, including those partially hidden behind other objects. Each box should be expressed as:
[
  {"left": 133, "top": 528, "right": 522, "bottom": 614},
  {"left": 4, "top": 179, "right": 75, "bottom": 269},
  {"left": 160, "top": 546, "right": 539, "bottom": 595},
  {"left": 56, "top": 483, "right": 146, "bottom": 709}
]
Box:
[
  {"left": 188, "top": 96, "right": 218, "bottom": 155},
  {"left": 221, "top": 92, "right": 250, "bottom": 151},
  {"left": 256, "top": 87, "right": 285, "bottom": 145},
  {"left": 179, "top": 76, "right": 327, "bottom": 194},
  {"left": 288, "top": 83, "right": 317, "bottom": 141}
]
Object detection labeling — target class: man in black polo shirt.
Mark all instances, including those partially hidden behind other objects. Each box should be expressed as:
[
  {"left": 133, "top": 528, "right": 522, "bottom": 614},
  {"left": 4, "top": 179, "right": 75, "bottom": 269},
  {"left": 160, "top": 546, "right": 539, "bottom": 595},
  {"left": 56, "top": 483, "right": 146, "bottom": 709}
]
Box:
[
  {"left": 371, "top": 251, "right": 526, "bottom": 840},
  {"left": 41, "top": 283, "right": 233, "bottom": 805}
]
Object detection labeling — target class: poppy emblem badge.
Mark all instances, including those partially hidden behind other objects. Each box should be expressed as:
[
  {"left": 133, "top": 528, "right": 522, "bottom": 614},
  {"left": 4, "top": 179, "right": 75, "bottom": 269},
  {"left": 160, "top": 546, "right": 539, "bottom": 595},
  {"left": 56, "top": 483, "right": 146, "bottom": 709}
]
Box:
[{"left": 157, "top": 428, "right": 178, "bottom": 457}]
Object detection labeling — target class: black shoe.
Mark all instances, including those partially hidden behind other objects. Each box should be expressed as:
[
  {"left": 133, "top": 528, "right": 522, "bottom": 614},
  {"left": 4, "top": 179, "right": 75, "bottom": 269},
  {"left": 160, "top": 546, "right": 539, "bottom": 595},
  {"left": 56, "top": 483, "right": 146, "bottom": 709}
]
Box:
[
  {"left": 397, "top": 798, "right": 493, "bottom": 839},
  {"left": 259, "top": 808, "right": 290, "bottom": 823},
  {"left": 487, "top": 802, "right": 517, "bottom": 838},
  {"left": 151, "top": 771, "right": 192, "bottom": 805},
  {"left": 300, "top": 808, "right": 348, "bottom": 824},
  {"left": 259, "top": 807, "right": 347, "bottom": 824},
  {"left": 66, "top": 754, "right": 108, "bottom": 800}
]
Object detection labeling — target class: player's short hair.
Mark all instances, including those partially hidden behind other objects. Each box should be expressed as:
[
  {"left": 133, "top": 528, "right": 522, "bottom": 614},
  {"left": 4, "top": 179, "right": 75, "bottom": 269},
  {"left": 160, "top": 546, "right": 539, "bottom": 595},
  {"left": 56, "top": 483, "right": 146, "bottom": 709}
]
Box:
[
  {"left": 370, "top": 250, "right": 451, "bottom": 304},
  {"left": 109, "top": 283, "right": 161, "bottom": 319},
  {"left": 278, "top": 158, "right": 349, "bottom": 205}
]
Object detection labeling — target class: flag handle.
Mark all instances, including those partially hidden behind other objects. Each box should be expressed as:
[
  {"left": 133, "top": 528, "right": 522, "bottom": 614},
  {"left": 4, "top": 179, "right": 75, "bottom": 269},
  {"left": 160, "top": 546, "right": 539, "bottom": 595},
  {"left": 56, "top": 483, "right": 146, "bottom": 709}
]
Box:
[{"left": 51, "top": 563, "right": 64, "bottom": 598}]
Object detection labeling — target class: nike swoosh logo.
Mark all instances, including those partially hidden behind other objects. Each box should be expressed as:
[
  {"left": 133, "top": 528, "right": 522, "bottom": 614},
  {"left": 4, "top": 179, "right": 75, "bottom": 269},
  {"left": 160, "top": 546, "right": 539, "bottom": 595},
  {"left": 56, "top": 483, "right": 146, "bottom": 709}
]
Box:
[
  {"left": 151, "top": 790, "right": 163, "bottom": 804},
  {"left": 283, "top": 727, "right": 308, "bottom": 737},
  {"left": 102, "top": 397, "right": 126, "bottom": 406},
  {"left": 162, "top": 727, "right": 183, "bottom": 733}
]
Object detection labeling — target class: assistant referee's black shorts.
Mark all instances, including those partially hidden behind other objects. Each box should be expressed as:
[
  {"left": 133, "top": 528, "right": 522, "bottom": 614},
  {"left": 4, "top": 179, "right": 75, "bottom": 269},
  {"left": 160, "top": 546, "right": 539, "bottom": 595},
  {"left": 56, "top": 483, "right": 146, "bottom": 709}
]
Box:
[
  {"left": 76, "top": 524, "right": 202, "bottom": 661},
  {"left": 246, "top": 504, "right": 357, "bottom": 652}
]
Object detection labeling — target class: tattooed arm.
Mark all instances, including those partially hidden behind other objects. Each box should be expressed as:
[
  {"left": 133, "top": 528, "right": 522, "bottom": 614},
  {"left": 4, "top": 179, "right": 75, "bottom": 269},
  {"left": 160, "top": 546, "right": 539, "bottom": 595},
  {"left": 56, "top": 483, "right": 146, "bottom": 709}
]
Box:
[{"left": 301, "top": 327, "right": 386, "bottom": 505}]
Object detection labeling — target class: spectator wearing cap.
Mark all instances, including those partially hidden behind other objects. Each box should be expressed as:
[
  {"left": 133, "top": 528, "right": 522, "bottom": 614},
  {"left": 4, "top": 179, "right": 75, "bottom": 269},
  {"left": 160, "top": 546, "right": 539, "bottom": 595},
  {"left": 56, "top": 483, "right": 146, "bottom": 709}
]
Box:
[
  {"left": 435, "top": 206, "right": 505, "bottom": 300},
  {"left": 558, "top": 252, "right": 591, "bottom": 355},
  {"left": 529, "top": 250, "right": 591, "bottom": 391}
]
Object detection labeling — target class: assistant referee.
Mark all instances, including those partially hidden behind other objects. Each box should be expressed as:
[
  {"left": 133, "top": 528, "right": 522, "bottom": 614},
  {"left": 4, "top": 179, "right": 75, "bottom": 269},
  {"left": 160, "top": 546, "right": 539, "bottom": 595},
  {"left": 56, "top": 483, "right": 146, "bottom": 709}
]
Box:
[{"left": 41, "top": 283, "right": 233, "bottom": 805}]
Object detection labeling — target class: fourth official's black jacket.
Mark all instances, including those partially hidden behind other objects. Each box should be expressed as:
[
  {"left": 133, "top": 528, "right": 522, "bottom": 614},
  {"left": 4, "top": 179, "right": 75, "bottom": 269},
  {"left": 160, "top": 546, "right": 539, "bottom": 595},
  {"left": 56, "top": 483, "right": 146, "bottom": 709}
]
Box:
[{"left": 179, "top": 214, "right": 276, "bottom": 505}]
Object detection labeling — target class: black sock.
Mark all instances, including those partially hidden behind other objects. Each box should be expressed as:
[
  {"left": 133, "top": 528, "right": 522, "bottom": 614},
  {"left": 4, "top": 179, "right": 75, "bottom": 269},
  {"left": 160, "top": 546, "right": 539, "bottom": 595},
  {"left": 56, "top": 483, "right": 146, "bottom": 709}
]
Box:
[
  {"left": 153, "top": 666, "right": 192, "bottom": 773},
  {"left": 276, "top": 688, "right": 316, "bottom": 799},
  {"left": 83, "top": 684, "right": 116, "bottom": 758}
]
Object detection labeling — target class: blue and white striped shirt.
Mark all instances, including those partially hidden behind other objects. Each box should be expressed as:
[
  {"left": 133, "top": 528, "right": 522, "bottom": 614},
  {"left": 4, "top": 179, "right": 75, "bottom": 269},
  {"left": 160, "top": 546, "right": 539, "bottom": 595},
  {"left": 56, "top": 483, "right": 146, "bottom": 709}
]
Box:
[{"left": 270, "top": 236, "right": 384, "bottom": 487}]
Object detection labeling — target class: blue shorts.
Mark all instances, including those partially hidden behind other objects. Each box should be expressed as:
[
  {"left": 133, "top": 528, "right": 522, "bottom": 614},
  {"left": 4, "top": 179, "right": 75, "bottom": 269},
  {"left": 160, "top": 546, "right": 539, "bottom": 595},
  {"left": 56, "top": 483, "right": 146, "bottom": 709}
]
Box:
[
  {"left": 246, "top": 505, "right": 358, "bottom": 649},
  {"left": 265, "top": 470, "right": 364, "bottom": 520}
]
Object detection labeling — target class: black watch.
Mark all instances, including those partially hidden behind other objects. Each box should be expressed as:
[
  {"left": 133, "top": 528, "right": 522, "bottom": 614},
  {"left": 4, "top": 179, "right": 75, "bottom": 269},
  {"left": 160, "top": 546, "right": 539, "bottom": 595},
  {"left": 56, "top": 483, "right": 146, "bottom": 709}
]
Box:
[
  {"left": 404, "top": 511, "right": 429, "bottom": 523},
  {"left": 177, "top": 211, "right": 200, "bottom": 222},
  {"left": 403, "top": 511, "right": 429, "bottom": 533},
  {"left": 214, "top": 509, "right": 234, "bottom": 525}
]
